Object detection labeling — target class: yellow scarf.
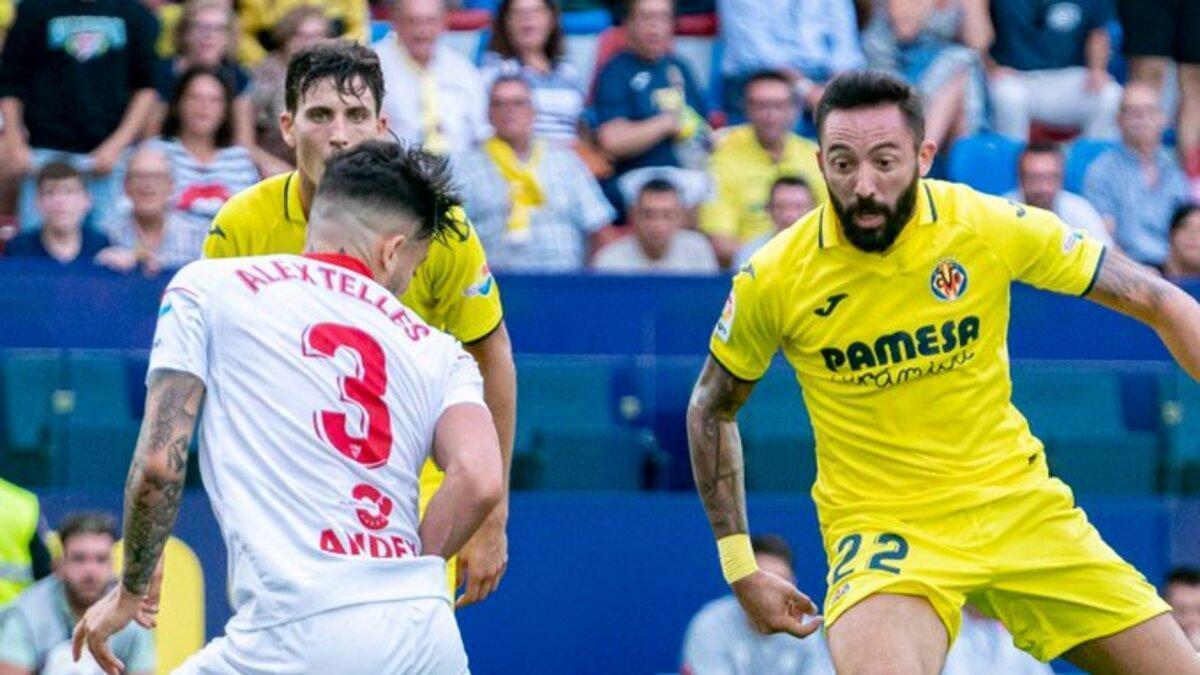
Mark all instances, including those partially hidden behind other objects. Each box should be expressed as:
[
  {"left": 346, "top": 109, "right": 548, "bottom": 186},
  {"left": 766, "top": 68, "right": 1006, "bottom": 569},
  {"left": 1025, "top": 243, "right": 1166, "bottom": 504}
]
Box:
[
  {"left": 404, "top": 45, "right": 446, "bottom": 156},
  {"left": 483, "top": 137, "right": 545, "bottom": 238}
]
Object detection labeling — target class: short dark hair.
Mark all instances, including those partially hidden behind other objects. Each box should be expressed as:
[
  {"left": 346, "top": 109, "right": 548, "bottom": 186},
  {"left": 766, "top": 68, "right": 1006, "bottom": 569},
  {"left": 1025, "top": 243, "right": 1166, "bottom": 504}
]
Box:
[
  {"left": 1020, "top": 139, "right": 1064, "bottom": 166},
  {"left": 272, "top": 5, "right": 329, "bottom": 51},
  {"left": 36, "top": 161, "right": 84, "bottom": 192},
  {"left": 1170, "top": 203, "right": 1200, "bottom": 234},
  {"left": 163, "top": 65, "right": 236, "bottom": 148},
  {"left": 636, "top": 177, "right": 680, "bottom": 203},
  {"left": 488, "top": 73, "right": 532, "bottom": 99},
  {"left": 317, "top": 140, "right": 466, "bottom": 242},
  {"left": 285, "top": 40, "right": 385, "bottom": 115},
  {"left": 623, "top": 0, "right": 675, "bottom": 21},
  {"left": 816, "top": 71, "right": 925, "bottom": 145},
  {"left": 744, "top": 69, "right": 795, "bottom": 97},
  {"left": 768, "top": 175, "right": 813, "bottom": 205},
  {"left": 487, "top": 0, "right": 564, "bottom": 62},
  {"left": 59, "top": 512, "right": 118, "bottom": 548},
  {"left": 751, "top": 534, "right": 794, "bottom": 569},
  {"left": 1168, "top": 567, "right": 1200, "bottom": 586}
]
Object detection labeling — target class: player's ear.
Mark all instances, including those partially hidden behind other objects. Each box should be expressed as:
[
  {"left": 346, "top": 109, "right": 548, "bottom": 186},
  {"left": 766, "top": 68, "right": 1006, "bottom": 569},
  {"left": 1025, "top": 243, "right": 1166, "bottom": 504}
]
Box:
[
  {"left": 280, "top": 111, "right": 296, "bottom": 149},
  {"left": 917, "top": 139, "right": 938, "bottom": 177},
  {"left": 376, "top": 112, "right": 389, "bottom": 136}
]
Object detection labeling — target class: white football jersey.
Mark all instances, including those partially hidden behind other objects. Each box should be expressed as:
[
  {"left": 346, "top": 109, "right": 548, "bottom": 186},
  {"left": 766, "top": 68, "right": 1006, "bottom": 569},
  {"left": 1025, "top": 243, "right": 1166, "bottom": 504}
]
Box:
[{"left": 148, "top": 253, "right": 486, "bottom": 630}]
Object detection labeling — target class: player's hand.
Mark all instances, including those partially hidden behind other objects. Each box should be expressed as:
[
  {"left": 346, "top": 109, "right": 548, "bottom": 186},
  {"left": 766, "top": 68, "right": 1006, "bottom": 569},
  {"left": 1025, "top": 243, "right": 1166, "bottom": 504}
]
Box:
[
  {"left": 72, "top": 584, "right": 142, "bottom": 674},
  {"left": 135, "top": 557, "right": 165, "bottom": 629},
  {"left": 731, "top": 570, "right": 823, "bottom": 639},
  {"left": 455, "top": 504, "right": 508, "bottom": 608}
]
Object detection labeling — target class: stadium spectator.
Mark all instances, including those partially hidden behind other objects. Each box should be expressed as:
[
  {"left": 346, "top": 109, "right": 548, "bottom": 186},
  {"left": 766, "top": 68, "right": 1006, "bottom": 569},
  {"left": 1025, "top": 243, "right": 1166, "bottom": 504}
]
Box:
[
  {"left": 593, "top": 0, "right": 709, "bottom": 211},
  {"left": 480, "top": 0, "right": 585, "bottom": 145},
  {"left": 0, "top": 0, "right": 159, "bottom": 231},
  {"left": 1006, "top": 140, "right": 1113, "bottom": 246},
  {"left": 593, "top": 177, "right": 718, "bottom": 273},
  {"left": 716, "top": 0, "right": 864, "bottom": 121},
  {"left": 156, "top": 0, "right": 290, "bottom": 178},
  {"left": 375, "top": 0, "right": 488, "bottom": 156},
  {"left": 98, "top": 145, "right": 205, "bottom": 275},
  {"left": 1166, "top": 205, "right": 1200, "bottom": 279},
  {"left": 0, "top": 477, "right": 53, "bottom": 607},
  {"left": 861, "top": 0, "right": 990, "bottom": 148},
  {"left": 1117, "top": 0, "right": 1200, "bottom": 182},
  {"left": 0, "top": 512, "right": 155, "bottom": 675},
  {"left": 0, "top": 0, "right": 11, "bottom": 52},
  {"left": 5, "top": 163, "right": 111, "bottom": 266},
  {"left": 987, "top": 0, "right": 1122, "bottom": 141},
  {"left": 237, "top": 0, "right": 369, "bottom": 66},
  {"left": 453, "top": 76, "right": 613, "bottom": 272},
  {"left": 733, "top": 175, "right": 815, "bottom": 269},
  {"left": 249, "top": 5, "right": 331, "bottom": 163},
  {"left": 699, "top": 71, "right": 826, "bottom": 266},
  {"left": 941, "top": 605, "right": 1053, "bottom": 674},
  {"left": 152, "top": 66, "right": 260, "bottom": 239},
  {"left": 1165, "top": 567, "right": 1200, "bottom": 651},
  {"left": 1084, "top": 83, "right": 1192, "bottom": 266},
  {"left": 681, "top": 534, "right": 834, "bottom": 674}
]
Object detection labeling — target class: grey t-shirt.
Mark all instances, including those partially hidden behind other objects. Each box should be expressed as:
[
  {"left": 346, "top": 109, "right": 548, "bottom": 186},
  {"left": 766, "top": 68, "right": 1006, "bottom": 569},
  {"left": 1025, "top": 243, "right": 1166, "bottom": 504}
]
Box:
[
  {"left": 682, "top": 595, "right": 834, "bottom": 674},
  {"left": 0, "top": 576, "right": 155, "bottom": 674},
  {"left": 593, "top": 230, "right": 720, "bottom": 274}
]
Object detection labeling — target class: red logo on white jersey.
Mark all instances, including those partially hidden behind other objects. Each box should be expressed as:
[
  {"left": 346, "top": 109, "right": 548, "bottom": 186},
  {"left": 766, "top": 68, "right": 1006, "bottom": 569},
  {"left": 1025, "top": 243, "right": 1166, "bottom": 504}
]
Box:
[{"left": 351, "top": 483, "right": 393, "bottom": 530}]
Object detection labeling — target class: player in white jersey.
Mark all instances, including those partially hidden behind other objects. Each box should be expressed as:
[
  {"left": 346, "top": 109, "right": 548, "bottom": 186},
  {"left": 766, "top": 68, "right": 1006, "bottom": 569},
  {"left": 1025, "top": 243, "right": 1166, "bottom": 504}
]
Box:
[{"left": 70, "top": 141, "right": 504, "bottom": 675}]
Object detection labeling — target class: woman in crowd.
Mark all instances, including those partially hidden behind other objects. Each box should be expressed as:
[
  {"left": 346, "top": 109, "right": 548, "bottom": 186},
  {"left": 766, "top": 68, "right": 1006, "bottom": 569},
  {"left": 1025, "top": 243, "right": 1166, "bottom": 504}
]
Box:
[
  {"left": 480, "top": 0, "right": 586, "bottom": 144},
  {"left": 249, "top": 5, "right": 331, "bottom": 163}
]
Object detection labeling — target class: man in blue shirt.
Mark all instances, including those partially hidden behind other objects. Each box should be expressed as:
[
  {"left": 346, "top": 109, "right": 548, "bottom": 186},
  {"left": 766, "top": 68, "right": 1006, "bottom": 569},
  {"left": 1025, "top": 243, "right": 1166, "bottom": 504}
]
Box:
[
  {"left": 988, "top": 0, "right": 1122, "bottom": 141},
  {"left": 1084, "top": 82, "right": 1192, "bottom": 266},
  {"left": 592, "top": 0, "right": 707, "bottom": 211},
  {"left": 4, "top": 162, "right": 110, "bottom": 265}
]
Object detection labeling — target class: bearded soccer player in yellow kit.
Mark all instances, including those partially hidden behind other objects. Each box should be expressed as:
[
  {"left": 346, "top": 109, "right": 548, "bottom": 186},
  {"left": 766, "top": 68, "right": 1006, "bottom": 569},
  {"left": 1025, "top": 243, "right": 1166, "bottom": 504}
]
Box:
[
  {"left": 203, "top": 41, "right": 514, "bottom": 608},
  {"left": 688, "top": 71, "right": 1200, "bottom": 675}
]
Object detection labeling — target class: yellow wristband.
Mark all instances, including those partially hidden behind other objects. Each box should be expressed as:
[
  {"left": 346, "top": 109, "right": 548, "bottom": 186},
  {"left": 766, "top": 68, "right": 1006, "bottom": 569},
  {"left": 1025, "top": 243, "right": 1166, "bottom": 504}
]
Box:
[{"left": 717, "top": 534, "right": 759, "bottom": 584}]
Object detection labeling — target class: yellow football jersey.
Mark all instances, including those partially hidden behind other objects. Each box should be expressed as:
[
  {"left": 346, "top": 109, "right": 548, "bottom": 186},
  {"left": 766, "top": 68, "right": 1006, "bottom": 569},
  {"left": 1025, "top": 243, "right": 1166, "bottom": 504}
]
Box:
[
  {"left": 710, "top": 179, "right": 1106, "bottom": 525},
  {"left": 204, "top": 172, "right": 504, "bottom": 344}
]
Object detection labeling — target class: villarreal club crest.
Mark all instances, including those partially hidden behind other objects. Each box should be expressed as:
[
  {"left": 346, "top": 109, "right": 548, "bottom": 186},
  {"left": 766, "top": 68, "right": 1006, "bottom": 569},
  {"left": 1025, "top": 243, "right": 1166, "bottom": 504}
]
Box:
[{"left": 930, "top": 259, "right": 968, "bottom": 302}]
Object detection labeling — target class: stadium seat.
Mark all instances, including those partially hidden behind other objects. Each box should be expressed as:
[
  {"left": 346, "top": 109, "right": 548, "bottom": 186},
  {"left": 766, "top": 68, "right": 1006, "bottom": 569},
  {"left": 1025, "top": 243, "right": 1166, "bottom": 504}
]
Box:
[
  {"left": 63, "top": 421, "right": 140, "bottom": 488},
  {"left": 740, "top": 364, "right": 817, "bottom": 492},
  {"left": 1165, "top": 368, "right": 1200, "bottom": 492},
  {"left": 526, "top": 428, "right": 662, "bottom": 490},
  {"left": 370, "top": 19, "right": 389, "bottom": 44},
  {"left": 947, "top": 133, "right": 1023, "bottom": 196},
  {"left": 1064, "top": 139, "right": 1118, "bottom": 194},
  {"left": 113, "top": 536, "right": 206, "bottom": 675},
  {"left": 513, "top": 356, "right": 626, "bottom": 453},
  {"left": 0, "top": 349, "right": 64, "bottom": 452},
  {"left": 1011, "top": 365, "right": 1161, "bottom": 495},
  {"left": 66, "top": 350, "right": 133, "bottom": 425},
  {"left": 561, "top": 9, "right": 613, "bottom": 35},
  {"left": 674, "top": 35, "right": 716, "bottom": 96}
]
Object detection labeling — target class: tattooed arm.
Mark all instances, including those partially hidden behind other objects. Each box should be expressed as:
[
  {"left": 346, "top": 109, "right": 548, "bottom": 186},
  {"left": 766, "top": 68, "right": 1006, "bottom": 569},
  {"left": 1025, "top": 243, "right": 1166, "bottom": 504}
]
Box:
[
  {"left": 73, "top": 369, "right": 205, "bottom": 675},
  {"left": 1085, "top": 250, "right": 1200, "bottom": 380},
  {"left": 687, "top": 357, "right": 822, "bottom": 637},
  {"left": 686, "top": 357, "right": 755, "bottom": 538}
]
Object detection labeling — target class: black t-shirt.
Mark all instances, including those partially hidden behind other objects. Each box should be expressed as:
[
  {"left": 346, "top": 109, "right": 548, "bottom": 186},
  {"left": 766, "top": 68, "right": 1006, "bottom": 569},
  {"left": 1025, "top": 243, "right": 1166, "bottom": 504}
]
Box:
[
  {"left": 4, "top": 227, "right": 111, "bottom": 265},
  {"left": 989, "top": 0, "right": 1115, "bottom": 71},
  {"left": 0, "top": 0, "right": 159, "bottom": 153}
]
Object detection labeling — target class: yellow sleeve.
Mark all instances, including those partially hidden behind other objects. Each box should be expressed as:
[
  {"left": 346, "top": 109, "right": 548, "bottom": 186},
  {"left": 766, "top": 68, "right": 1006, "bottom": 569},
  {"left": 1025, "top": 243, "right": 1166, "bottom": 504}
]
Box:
[
  {"left": 402, "top": 211, "right": 505, "bottom": 343},
  {"left": 698, "top": 151, "right": 739, "bottom": 237},
  {"left": 202, "top": 201, "right": 244, "bottom": 259},
  {"left": 708, "top": 266, "right": 781, "bottom": 381},
  {"left": 984, "top": 197, "right": 1106, "bottom": 296}
]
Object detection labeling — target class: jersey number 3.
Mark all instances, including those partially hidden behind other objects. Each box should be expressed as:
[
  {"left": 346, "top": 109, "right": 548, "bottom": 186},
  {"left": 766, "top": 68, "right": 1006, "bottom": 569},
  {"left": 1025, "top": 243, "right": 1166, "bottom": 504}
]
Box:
[{"left": 302, "top": 323, "right": 393, "bottom": 469}]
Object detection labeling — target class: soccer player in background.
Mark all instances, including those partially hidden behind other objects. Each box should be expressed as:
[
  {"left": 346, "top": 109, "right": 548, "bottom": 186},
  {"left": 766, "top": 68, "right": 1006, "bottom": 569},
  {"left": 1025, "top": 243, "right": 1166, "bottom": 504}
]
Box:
[
  {"left": 203, "top": 40, "right": 514, "bottom": 608},
  {"left": 688, "top": 71, "right": 1200, "bottom": 674},
  {"left": 72, "top": 142, "right": 503, "bottom": 674}
]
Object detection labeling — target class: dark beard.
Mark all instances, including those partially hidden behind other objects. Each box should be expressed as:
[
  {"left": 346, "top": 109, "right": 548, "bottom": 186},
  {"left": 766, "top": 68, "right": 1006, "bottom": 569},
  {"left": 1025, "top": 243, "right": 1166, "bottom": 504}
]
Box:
[{"left": 830, "top": 174, "right": 920, "bottom": 253}]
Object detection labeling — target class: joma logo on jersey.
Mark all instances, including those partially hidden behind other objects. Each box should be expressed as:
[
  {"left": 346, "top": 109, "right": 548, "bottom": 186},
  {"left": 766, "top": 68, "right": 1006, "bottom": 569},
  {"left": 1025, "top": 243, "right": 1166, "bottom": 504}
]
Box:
[{"left": 820, "top": 316, "right": 981, "bottom": 372}]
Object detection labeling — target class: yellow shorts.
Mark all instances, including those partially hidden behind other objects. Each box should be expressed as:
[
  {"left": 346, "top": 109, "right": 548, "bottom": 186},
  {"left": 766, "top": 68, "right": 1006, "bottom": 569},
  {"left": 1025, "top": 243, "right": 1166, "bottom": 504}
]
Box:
[
  {"left": 821, "top": 478, "right": 1170, "bottom": 662},
  {"left": 418, "top": 458, "right": 457, "bottom": 599}
]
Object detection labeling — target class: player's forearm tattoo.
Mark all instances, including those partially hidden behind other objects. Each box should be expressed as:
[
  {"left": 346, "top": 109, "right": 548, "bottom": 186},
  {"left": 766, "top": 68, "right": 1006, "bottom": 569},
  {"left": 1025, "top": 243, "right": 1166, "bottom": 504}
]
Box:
[
  {"left": 687, "top": 358, "right": 755, "bottom": 538},
  {"left": 1086, "top": 249, "right": 1172, "bottom": 320},
  {"left": 122, "top": 370, "right": 204, "bottom": 595}
]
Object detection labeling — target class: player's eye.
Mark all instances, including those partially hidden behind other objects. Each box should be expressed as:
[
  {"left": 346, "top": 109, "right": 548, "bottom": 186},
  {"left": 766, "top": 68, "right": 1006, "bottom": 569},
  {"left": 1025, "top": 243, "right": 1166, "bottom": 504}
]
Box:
[
  {"left": 876, "top": 157, "right": 896, "bottom": 170},
  {"left": 832, "top": 158, "right": 852, "bottom": 172},
  {"left": 308, "top": 110, "right": 331, "bottom": 122},
  {"left": 348, "top": 109, "right": 368, "bottom": 123}
]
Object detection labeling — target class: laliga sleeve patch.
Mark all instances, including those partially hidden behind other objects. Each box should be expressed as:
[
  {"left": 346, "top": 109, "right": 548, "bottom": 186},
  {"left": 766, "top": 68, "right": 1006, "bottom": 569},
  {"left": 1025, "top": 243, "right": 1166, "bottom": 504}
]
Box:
[{"left": 714, "top": 291, "right": 736, "bottom": 343}]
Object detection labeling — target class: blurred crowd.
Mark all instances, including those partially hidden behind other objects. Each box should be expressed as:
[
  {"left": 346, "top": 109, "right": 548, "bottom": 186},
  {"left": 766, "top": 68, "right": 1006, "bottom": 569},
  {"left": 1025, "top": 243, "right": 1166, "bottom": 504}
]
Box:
[{"left": 0, "top": 0, "right": 1199, "bottom": 278}]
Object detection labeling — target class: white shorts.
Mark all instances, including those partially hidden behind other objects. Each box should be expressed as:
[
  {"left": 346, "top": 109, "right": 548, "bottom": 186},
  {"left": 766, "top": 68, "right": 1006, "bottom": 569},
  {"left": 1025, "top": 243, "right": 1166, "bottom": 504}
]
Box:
[{"left": 173, "top": 598, "right": 468, "bottom": 675}]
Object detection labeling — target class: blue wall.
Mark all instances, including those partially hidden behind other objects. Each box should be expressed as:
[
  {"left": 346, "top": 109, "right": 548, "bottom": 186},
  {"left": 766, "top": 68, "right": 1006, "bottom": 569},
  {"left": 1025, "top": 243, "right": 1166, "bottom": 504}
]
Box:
[
  {"left": 1, "top": 262, "right": 1192, "bottom": 360},
  {"left": 34, "top": 490, "right": 1182, "bottom": 675}
]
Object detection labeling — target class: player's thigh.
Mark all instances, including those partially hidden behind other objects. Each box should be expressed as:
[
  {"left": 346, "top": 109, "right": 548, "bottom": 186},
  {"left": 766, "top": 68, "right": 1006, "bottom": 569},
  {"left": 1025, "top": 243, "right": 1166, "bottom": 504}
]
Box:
[
  {"left": 971, "top": 480, "right": 1172, "bottom": 663},
  {"left": 1062, "top": 612, "right": 1200, "bottom": 675},
  {"left": 821, "top": 516, "right": 978, "bottom": 672},
  {"left": 826, "top": 593, "right": 948, "bottom": 675}
]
